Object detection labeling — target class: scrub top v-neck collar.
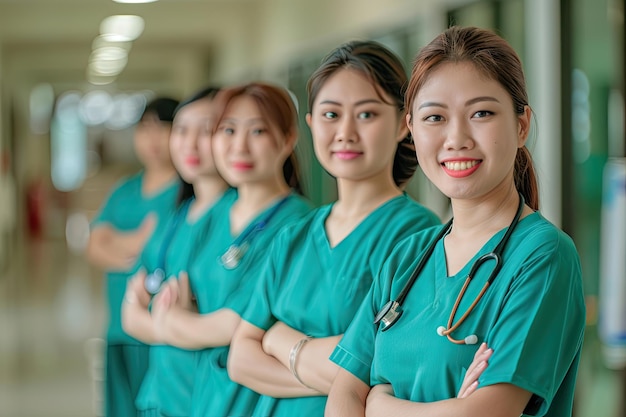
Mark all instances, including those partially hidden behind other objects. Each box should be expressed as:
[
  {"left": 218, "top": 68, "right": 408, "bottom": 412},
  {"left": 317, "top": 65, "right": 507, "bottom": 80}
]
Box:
[
  {"left": 434, "top": 211, "right": 541, "bottom": 280},
  {"left": 318, "top": 194, "right": 406, "bottom": 252}
]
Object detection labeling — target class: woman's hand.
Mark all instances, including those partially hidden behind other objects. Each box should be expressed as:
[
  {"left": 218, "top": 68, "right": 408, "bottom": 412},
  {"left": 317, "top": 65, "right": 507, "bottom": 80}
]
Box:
[
  {"left": 457, "top": 342, "right": 493, "bottom": 398},
  {"left": 124, "top": 269, "right": 151, "bottom": 308},
  {"left": 151, "top": 277, "right": 175, "bottom": 341},
  {"left": 174, "top": 272, "right": 195, "bottom": 311}
]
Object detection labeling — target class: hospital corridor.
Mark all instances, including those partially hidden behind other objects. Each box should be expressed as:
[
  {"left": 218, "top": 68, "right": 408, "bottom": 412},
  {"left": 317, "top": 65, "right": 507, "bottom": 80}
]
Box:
[{"left": 1, "top": 0, "right": 625, "bottom": 416}]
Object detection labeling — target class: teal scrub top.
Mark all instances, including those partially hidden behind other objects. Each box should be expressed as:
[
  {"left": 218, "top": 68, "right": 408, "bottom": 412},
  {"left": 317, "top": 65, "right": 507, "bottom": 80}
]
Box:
[
  {"left": 242, "top": 195, "right": 440, "bottom": 417},
  {"left": 92, "top": 171, "right": 179, "bottom": 345},
  {"left": 188, "top": 193, "right": 313, "bottom": 417},
  {"left": 331, "top": 213, "right": 586, "bottom": 417},
  {"left": 135, "top": 188, "right": 237, "bottom": 416}
]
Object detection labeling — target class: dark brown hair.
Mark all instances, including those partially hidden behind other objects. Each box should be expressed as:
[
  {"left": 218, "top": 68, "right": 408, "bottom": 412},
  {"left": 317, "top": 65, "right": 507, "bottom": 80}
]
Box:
[
  {"left": 406, "top": 26, "right": 539, "bottom": 209},
  {"left": 174, "top": 86, "right": 221, "bottom": 207},
  {"left": 214, "top": 82, "right": 303, "bottom": 194},
  {"left": 307, "top": 40, "right": 417, "bottom": 188}
]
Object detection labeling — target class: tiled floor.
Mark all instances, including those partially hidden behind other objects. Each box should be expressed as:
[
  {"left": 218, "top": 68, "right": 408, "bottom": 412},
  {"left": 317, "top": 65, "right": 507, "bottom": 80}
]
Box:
[{"left": 0, "top": 236, "right": 105, "bottom": 417}]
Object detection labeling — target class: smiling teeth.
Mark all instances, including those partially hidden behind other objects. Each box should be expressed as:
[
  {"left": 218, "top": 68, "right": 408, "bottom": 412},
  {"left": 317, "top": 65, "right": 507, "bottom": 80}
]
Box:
[{"left": 444, "top": 160, "right": 479, "bottom": 171}]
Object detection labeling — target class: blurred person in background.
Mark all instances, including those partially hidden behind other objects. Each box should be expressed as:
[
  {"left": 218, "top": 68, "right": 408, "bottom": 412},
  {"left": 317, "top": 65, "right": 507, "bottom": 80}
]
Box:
[
  {"left": 227, "top": 41, "right": 440, "bottom": 417},
  {"left": 86, "top": 97, "right": 180, "bottom": 417},
  {"left": 121, "top": 86, "right": 235, "bottom": 417},
  {"left": 154, "top": 82, "right": 312, "bottom": 417}
]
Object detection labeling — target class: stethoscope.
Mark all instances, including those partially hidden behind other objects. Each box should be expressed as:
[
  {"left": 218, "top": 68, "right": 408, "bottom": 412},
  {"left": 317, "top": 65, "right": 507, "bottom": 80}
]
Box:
[
  {"left": 374, "top": 193, "right": 525, "bottom": 345},
  {"left": 220, "top": 195, "right": 290, "bottom": 269},
  {"left": 144, "top": 200, "right": 192, "bottom": 295}
]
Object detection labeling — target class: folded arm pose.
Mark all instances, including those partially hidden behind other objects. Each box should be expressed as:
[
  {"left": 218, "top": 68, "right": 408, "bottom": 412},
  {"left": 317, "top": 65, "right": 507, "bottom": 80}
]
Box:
[
  {"left": 121, "top": 87, "right": 240, "bottom": 417},
  {"left": 86, "top": 96, "right": 180, "bottom": 417},
  {"left": 87, "top": 215, "right": 155, "bottom": 271},
  {"left": 227, "top": 41, "right": 442, "bottom": 417},
  {"left": 326, "top": 26, "right": 585, "bottom": 417},
  {"left": 178, "top": 83, "right": 313, "bottom": 417},
  {"left": 151, "top": 273, "right": 242, "bottom": 349}
]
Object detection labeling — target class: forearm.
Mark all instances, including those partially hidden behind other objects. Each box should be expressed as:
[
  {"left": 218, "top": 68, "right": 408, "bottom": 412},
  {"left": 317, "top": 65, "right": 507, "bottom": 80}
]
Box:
[
  {"left": 262, "top": 323, "right": 342, "bottom": 394},
  {"left": 121, "top": 298, "right": 160, "bottom": 344},
  {"left": 229, "top": 329, "right": 322, "bottom": 397},
  {"left": 297, "top": 336, "right": 342, "bottom": 394},
  {"left": 87, "top": 227, "right": 139, "bottom": 270},
  {"left": 326, "top": 369, "right": 368, "bottom": 417},
  {"left": 365, "top": 384, "right": 531, "bottom": 417},
  {"left": 162, "top": 308, "right": 240, "bottom": 350},
  {"left": 327, "top": 390, "right": 367, "bottom": 417}
]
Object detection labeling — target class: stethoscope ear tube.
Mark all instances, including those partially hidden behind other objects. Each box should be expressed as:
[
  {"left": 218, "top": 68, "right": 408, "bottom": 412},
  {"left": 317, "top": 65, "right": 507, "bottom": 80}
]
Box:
[
  {"left": 374, "top": 219, "right": 453, "bottom": 330},
  {"left": 373, "top": 193, "right": 525, "bottom": 345}
]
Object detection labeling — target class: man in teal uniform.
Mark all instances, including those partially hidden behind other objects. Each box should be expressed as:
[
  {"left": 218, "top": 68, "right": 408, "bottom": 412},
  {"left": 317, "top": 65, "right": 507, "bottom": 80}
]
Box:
[{"left": 87, "top": 97, "right": 179, "bottom": 417}]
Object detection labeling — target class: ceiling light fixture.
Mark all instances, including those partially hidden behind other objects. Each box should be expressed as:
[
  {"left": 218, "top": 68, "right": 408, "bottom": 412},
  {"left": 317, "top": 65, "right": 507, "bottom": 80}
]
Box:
[
  {"left": 100, "top": 15, "right": 145, "bottom": 42},
  {"left": 113, "top": 0, "right": 158, "bottom": 3}
]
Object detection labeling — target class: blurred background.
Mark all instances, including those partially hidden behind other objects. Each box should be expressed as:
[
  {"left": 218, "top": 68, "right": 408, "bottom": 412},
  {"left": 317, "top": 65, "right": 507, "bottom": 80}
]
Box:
[{"left": 0, "top": 0, "right": 624, "bottom": 416}]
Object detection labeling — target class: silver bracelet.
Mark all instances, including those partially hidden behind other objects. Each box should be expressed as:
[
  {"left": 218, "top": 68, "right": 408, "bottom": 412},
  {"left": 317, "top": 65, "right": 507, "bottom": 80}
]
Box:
[{"left": 289, "top": 336, "right": 313, "bottom": 389}]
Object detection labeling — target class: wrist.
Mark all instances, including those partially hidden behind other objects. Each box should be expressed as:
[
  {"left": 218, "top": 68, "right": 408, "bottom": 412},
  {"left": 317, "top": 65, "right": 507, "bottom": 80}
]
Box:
[{"left": 289, "top": 336, "right": 314, "bottom": 389}]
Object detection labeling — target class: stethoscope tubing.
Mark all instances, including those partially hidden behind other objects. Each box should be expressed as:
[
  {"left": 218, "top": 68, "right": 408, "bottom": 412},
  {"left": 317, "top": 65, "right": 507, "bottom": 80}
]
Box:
[
  {"left": 144, "top": 199, "right": 192, "bottom": 294},
  {"left": 220, "top": 194, "right": 291, "bottom": 269},
  {"left": 375, "top": 193, "right": 526, "bottom": 345}
]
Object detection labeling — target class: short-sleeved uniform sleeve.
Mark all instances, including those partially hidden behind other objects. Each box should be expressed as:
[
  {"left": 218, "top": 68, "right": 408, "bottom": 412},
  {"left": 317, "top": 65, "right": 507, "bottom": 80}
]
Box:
[
  {"left": 330, "top": 227, "right": 440, "bottom": 385},
  {"left": 240, "top": 195, "right": 440, "bottom": 417},
  {"left": 332, "top": 213, "right": 585, "bottom": 417}
]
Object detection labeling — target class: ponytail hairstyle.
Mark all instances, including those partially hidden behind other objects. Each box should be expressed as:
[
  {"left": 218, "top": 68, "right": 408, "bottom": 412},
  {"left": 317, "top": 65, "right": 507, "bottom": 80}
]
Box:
[
  {"left": 172, "top": 86, "right": 221, "bottom": 208},
  {"left": 405, "top": 26, "right": 539, "bottom": 209},
  {"left": 307, "top": 40, "right": 417, "bottom": 187},
  {"left": 213, "top": 82, "right": 303, "bottom": 195}
]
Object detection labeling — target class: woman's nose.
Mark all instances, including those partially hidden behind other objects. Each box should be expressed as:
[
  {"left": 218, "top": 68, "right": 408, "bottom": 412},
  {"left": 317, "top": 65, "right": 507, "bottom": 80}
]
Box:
[
  {"left": 336, "top": 117, "right": 357, "bottom": 143},
  {"left": 443, "top": 119, "right": 473, "bottom": 150}
]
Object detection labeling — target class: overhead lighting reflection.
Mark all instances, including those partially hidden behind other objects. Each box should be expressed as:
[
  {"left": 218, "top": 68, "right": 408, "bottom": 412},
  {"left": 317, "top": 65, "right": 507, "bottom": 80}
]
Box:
[
  {"left": 88, "top": 47, "right": 128, "bottom": 76},
  {"left": 100, "top": 15, "right": 145, "bottom": 42},
  {"left": 86, "top": 72, "right": 116, "bottom": 86},
  {"left": 79, "top": 90, "right": 114, "bottom": 126},
  {"left": 92, "top": 35, "right": 132, "bottom": 52},
  {"left": 113, "top": 0, "right": 158, "bottom": 3},
  {"left": 29, "top": 83, "right": 55, "bottom": 134}
]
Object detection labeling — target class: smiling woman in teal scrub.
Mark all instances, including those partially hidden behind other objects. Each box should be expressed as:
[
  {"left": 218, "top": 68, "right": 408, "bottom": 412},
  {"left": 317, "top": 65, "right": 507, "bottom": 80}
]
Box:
[
  {"left": 326, "top": 26, "right": 586, "bottom": 417},
  {"left": 150, "top": 82, "right": 312, "bottom": 417},
  {"left": 226, "top": 41, "right": 441, "bottom": 417},
  {"left": 121, "top": 86, "right": 234, "bottom": 417}
]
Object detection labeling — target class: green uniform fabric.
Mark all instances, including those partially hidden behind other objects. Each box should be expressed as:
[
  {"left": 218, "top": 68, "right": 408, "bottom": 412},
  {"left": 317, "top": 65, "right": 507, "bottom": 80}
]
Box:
[
  {"left": 242, "top": 195, "right": 440, "bottom": 417},
  {"left": 106, "top": 344, "right": 150, "bottom": 417},
  {"left": 331, "top": 212, "right": 586, "bottom": 417},
  {"left": 91, "top": 171, "right": 179, "bottom": 417},
  {"left": 136, "top": 189, "right": 237, "bottom": 416},
  {"left": 189, "top": 193, "right": 313, "bottom": 417}
]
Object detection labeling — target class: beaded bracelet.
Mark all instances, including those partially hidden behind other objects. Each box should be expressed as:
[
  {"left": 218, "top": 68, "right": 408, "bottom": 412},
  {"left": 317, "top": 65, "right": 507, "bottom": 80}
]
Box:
[{"left": 289, "top": 336, "right": 313, "bottom": 389}]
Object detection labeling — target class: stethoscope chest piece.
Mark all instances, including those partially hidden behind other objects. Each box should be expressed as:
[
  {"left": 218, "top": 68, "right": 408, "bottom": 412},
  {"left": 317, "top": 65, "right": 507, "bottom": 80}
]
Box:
[
  {"left": 220, "top": 243, "right": 248, "bottom": 270},
  {"left": 373, "top": 193, "right": 525, "bottom": 345},
  {"left": 144, "top": 268, "right": 166, "bottom": 295},
  {"left": 374, "top": 300, "right": 403, "bottom": 331}
]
